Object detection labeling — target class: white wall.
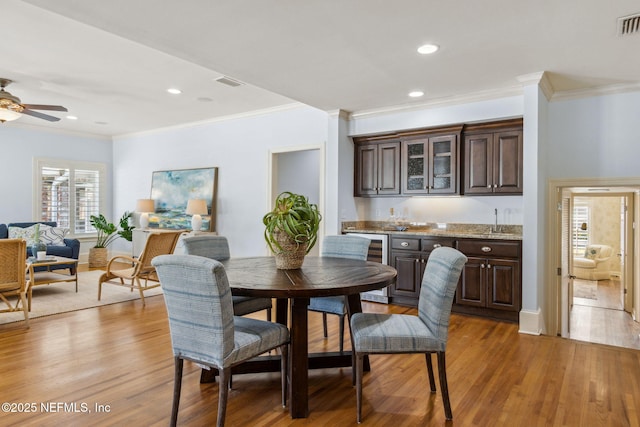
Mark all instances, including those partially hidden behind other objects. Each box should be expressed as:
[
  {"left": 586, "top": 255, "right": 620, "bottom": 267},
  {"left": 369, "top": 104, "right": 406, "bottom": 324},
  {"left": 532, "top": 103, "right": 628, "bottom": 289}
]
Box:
[
  {"left": 0, "top": 125, "right": 113, "bottom": 257},
  {"left": 112, "top": 105, "right": 328, "bottom": 257},
  {"left": 547, "top": 91, "right": 640, "bottom": 178}
]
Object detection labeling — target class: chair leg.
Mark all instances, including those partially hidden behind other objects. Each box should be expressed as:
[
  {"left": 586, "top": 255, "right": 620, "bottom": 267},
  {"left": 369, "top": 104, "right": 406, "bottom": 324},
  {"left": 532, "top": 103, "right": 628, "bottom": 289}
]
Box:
[
  {"left": 217, "top": 367, "right": 231, "bottom": 427},
  {"left": 339, "top": 314, "right": 345, "bottom": 353},
  {"left": 425, "top": 353, "right": 436, "bottom": 392},
  {"left": 20, "top": 292, "right": 29, "bottom": 328},
  {"left": 170, "top": 357, "right": 184, "bottom": 427},
  {"left": 280, "top": 344, "right": 288, "bottom": 407},
  {"left": 355, "top": 352, "right": 364, "bottom": 423},
  {"left": 267, "top": 307, "right": 272, "bottom": 322},
  {"left": 437, "top": 352, "right": 452, "bottom": 420},
  {"left": 322, "top": 312, "right": 328, "bottom": 337}
]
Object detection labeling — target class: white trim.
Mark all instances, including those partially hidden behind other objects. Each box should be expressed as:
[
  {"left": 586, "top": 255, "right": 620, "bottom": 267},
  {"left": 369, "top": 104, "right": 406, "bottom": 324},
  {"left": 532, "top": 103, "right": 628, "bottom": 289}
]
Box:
[
  {"left": 551, "top": 82, "right": 640, "bottom": 102},
  {"left": 113, "top": 102, "right": 304, "bottom": 139},
  {"left": 348, "top": 86, "right": 524, "bottom": 120},
  {"left": 6, "top": 121, "right": 113, "bottom": 141},
  {"left": 266, "top": 143, "right": 326, "bottom": 255},
  {"left": 519, "top": 309, "right": 543, "bottom": 335}
]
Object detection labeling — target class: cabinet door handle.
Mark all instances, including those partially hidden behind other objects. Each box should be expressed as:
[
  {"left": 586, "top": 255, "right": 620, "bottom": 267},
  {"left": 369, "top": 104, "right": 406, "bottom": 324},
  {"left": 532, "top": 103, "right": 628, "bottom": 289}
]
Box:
[
  {"left": 493, "top": 184, "right": 497, "bottom": 188},
  {"left": 481, "top": 246, "right": 492, "bottom": 252},
  {"left": 481, "top": 264, "right": 485, "bottom": 268},
  {"left": 487, "top": 185, "right": 492, "bottom": 188},
  {"left": 487, "top": 263, "right": 491, "bottom": 268},
  {"left": 401, "top": 242, "right": 409, "bottom": 247},
  {"left": 433, "top": 243, "right": 442, "bottom": 248}
]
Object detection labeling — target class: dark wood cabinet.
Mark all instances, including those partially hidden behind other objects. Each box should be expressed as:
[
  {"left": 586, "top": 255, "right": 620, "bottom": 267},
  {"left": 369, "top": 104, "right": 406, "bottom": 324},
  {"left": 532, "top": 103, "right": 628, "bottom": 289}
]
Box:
[
  {"left": 354, "top": 140, "right": 400, "bottom": 196},
  {"left": 402, "top": 134, "right": 459, "bottom": 195},
  {"left": 390, "top": 236, "right": 455, "bottom": 306},
  {"left": 454, "top": 239, "right": 522, "bottom": 321},
  {"left": 463, "top": 121, "right": 523, "bottom": 195}
]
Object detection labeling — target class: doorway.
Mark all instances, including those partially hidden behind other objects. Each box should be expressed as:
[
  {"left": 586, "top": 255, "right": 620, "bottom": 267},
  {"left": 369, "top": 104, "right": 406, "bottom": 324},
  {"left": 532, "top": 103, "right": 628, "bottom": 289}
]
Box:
[
  {"left": 553, "top": 183, "right": 640, "bottom": 349},
  {"left": 268, "top": 145, "right": 324, "bottom": 256}
]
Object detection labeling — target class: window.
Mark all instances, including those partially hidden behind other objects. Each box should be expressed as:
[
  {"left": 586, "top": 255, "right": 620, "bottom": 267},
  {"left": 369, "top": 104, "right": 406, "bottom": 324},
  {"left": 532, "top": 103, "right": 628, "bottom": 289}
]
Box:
[
  {"left": 572, "top": 199, "right": 590, "bottom": 257},
  {"left": 34, "top": 158, "right": 106, "bottom": 236}
]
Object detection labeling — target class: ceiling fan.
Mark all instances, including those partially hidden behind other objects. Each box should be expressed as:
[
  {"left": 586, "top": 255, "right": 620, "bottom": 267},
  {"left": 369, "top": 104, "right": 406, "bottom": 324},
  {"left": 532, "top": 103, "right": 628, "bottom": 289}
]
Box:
[{"left": 0, "top": 78, "right": 68, "bottom": 123}]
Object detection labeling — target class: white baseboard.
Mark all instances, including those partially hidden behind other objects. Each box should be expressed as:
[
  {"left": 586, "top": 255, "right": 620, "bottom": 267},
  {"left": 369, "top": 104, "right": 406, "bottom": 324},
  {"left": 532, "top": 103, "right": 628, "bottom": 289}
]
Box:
[{"left": 519, "top": 309, "right": 542, "bottom": 335}]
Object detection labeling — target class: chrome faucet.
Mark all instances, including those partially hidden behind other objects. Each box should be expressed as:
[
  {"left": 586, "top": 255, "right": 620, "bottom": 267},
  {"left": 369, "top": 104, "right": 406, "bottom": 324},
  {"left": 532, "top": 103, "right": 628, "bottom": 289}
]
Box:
[{"left": 492, "top": 208, "right": 500, "bottom": 233}]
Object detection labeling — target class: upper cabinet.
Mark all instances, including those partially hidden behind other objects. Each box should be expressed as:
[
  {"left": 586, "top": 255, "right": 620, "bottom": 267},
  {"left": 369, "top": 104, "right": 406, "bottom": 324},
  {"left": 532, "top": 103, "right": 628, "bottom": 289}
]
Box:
[
  {"left": 463, "top": 119, "right": 523, "bottom": 195},
  {"left": 353, "top": 119, "right": 522, "bottom": 197},
  {"left": 402, "top": 133, "right": 459, "bottom": 195},
  {"left": 355, "top": 139, "right": 401, "bottom": 196}
]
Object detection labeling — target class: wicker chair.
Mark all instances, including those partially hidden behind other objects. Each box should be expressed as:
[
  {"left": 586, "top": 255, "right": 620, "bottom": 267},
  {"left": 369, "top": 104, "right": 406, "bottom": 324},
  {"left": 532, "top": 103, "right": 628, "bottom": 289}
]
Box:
[
  {"left": 98, "top": 231, "right": 182, "bottom": 306},
  {"left": 350, "top": 247, "right": 467, "bottom": 422},
  {"left": 152, "top": 254, "right": 289, "bottom": 427},
  {"left": 0, "top": 239, "right": 29, "bottom": 327},
  {"left": 182, "top": 235, "right": 272, "bottom": 320},
  {"left": 308, "top": 235, "right": 370, "bottom": 353}
]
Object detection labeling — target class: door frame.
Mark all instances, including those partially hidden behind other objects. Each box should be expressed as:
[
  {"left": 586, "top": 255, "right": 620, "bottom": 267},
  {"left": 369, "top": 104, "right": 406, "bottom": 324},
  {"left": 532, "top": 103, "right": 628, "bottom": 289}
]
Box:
[
  {"left": 547, "top": 177, "right": 640, "bottom": 336},
  {"left": 267, "top": 144, "right": 325, "bottom": 254}
]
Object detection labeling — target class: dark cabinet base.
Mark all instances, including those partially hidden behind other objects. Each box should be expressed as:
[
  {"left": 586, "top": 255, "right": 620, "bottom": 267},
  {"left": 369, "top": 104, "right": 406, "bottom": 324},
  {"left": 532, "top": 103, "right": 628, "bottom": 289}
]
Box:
[{"left": 451, "top": 303, "right": 519, "bottom": 323}]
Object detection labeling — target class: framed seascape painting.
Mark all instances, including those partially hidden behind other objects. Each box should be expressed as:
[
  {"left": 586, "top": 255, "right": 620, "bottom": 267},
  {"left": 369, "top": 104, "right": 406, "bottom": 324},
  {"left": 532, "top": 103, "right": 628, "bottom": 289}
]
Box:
[{"left": 149, "top": 167, "right": 218, "bottom": 231}]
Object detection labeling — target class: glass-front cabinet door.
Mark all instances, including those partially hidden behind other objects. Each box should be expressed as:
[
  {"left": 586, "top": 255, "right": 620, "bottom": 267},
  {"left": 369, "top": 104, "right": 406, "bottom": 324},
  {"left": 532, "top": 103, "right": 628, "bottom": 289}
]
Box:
[
  {"left": 401, "top": 134, "right": 457, "bottom": 195},
  {"left": 429, "top": 134, "right": 457, "bottom": 194}
]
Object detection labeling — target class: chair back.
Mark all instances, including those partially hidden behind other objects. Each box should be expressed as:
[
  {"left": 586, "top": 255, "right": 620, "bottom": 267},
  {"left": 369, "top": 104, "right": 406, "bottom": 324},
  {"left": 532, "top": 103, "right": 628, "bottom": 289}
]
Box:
[
  {"left": 321, "top": 235, "right": 370, "bottom": 261},
  {"left": 0, "top": 239, "right": 27, "bottom": 293},
  {"left": 152, "top": 254, "right": 235, "bottom": 367},
  {"left": 183, "top": 235, "right": 230, "bottom": 260},
  {"left": 137, "top": 232, "right": 182, "bottom": 274},
  {"left": 418, "top": 247, "right": 467, "bottom": 347}
]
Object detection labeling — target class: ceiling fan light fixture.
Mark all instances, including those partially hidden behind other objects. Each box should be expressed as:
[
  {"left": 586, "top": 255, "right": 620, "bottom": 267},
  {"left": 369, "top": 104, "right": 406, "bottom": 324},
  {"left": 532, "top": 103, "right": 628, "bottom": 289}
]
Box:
[{"left": 0, "top": 97, "right": 24, "bottom": 122}]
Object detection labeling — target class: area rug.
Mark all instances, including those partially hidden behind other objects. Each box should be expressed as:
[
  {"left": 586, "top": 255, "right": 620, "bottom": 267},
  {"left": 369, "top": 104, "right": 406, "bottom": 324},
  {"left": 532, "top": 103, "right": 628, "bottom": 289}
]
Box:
[
  {"left": 574, "top": 280, "right": 597, "bottom": 300},
  {"left": 0, "top": 270, "right": 163, "bottom": 325}
]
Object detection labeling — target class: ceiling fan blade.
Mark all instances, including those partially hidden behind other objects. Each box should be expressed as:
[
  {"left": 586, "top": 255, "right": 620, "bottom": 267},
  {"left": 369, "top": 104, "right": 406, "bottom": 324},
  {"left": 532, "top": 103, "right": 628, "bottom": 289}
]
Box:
[
  {"left": 22, "top": 108, "right": 62, "bottom": 122},
  {"left": 22, "top": 104, "right": 68, "bottom": 112}
]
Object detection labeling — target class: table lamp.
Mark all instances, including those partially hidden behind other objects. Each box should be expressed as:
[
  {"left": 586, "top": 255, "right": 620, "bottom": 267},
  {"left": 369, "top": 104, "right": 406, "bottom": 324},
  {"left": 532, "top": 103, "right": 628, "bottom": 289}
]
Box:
[
  {"left": 136, "top": 199, "right": 155, "bottom": 229},
  {"left": 186, "top": 199, "right": 208, "bottom": 231}
]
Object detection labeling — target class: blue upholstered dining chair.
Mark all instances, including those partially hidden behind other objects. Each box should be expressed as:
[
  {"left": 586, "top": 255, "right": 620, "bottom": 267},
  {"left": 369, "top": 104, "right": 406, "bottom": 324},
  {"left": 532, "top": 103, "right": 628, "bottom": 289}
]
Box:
[
  {"left": 308, "top": 235, "right": 371, "bottom": 353},
  {"left": 182, "top": 235, "right": 272, "bottom": 320},
  {"left": 350, "top": 246, "right": 467, "bottom": 422},
  {"left": 152, "top": 254, "right": 289, "bottom": 427}
]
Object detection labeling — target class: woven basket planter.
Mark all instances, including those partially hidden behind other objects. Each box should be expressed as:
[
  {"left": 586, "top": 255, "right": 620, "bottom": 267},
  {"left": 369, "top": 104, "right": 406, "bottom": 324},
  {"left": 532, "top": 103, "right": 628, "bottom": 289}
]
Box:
[
  {"left": 88, "top": 247, "right": 108, "bottom": 269},
  {"left": 273, "top": 231, "right": 307, "bottom": 270}
]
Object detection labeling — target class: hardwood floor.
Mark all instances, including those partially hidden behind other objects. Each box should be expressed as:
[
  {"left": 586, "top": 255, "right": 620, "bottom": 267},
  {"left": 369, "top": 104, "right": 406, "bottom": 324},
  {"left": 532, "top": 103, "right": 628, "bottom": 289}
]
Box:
[
  {"left": 571, "top": 278, "right": 640, "bottom": 350},
  {"left": 1, "top": 293, "right": 639, "bottom": 426}
]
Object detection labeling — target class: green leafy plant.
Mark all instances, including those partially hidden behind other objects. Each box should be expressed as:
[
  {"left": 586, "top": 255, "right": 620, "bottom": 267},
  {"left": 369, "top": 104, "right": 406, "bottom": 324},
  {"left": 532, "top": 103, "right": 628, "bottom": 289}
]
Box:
[
  {"left": 90, "top": 211, "right": 135, "bottom": 248},
  {"left": 263, "top": 191, "right": 321, "bottom": 254}
]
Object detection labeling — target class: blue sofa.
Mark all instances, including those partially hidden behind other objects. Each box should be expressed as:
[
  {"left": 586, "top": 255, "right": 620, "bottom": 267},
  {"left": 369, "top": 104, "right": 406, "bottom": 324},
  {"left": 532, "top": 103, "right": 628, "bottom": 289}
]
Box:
[{"left": 0, "top": 221, "right": 80, "bottom": 274}]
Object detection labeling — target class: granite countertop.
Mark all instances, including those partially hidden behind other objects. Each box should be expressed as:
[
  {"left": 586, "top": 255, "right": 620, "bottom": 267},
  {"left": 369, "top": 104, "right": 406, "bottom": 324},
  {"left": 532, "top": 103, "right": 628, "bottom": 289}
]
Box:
[{"left": 342, "top": 221, "right": 523, "bottom": 241}]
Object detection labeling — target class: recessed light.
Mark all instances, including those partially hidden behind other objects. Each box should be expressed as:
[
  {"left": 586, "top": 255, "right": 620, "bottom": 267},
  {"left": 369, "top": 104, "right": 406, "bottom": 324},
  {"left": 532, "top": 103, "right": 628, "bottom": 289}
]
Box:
[
  {"left": 409, "top": 91, "right": 424, "bottom": 98},
  {"left": 66, "top": 115, "right": 78, "bottom": 120},
  {"left": 417, "top": 44, "right": 439, "bottom": 55},
  {"left": 167, "top": 88, "right": 182, "bottom": 95}
]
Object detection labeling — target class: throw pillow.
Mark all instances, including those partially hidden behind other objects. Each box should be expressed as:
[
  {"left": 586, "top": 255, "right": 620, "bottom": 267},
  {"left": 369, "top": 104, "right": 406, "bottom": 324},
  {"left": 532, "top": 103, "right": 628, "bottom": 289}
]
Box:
[
  {"left": 40, "top": 226, "right": 70, "bottom": 246},
  {"left": 584, "top": 246, "right": 601, "bottom": 260},
  {"left": 8, "top": 225, "right": 37, "bottom": 246}
]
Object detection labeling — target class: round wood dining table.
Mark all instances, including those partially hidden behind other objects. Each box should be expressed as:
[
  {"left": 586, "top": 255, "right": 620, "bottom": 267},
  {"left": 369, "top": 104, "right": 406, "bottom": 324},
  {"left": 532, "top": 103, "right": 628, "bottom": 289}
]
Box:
[{"left": 214, "top": 256, "right": 397, "bottom": 419}]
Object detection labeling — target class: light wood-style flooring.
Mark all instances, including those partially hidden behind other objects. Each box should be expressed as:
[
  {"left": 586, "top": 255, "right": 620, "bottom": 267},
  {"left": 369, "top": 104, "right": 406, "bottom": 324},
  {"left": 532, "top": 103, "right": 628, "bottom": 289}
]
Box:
[
  {"left": 1, "top": 290, "right": 640, "bottom": 426},
  {"left": 571, "top": 278, "right": 640, "bottom": 350}
]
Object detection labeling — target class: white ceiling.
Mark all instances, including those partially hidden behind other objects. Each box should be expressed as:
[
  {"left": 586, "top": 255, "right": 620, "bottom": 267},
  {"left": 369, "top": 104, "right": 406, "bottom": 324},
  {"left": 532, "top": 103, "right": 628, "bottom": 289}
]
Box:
[{"left": 2, "top": 0, "right": 639, "bottom": 137}]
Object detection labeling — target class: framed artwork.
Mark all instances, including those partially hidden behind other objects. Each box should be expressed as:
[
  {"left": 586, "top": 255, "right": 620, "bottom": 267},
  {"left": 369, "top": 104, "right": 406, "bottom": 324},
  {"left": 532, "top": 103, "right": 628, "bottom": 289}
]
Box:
[{"left": 149, "top": 167, "right": 218, "bottom": 231}]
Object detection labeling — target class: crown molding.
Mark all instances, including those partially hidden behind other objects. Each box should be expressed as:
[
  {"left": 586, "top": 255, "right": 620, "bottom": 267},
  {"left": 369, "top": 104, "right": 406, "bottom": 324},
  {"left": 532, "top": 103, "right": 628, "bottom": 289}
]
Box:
[
  {"left": 551, "top": 82, "right": 640, "bottom": 102},
  {"left": 327, "top": 109, "right": 351, "bottom": 120},
  {"left": 349, "top": 85, "right": 524, "bottom": 120},
  {"left": 516, "top": 71, "right": 554, "bottom": 101},
  {"left": 2, "top": 121, "right": 112, "bottom": 141},
  {"left": 113, "top": 102, "right": 305, "bottom": 139}
]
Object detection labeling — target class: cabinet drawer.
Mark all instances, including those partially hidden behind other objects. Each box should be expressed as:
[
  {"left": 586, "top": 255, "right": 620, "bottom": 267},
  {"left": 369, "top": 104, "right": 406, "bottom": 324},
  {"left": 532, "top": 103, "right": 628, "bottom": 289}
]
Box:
[
  {"left": 456, "top": 239, "right": 520, "bottom": 258},
  {"left": 421, "top": 238, "right": 455, "bottom": 251},
  {"left": 391, "top": 237, "right": 420, "bottom": 251}
]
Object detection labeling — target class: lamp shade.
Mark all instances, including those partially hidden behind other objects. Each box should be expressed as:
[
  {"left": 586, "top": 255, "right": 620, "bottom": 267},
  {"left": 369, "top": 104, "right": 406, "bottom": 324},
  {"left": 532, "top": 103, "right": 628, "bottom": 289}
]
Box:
[
  {"left": 186, "top": 199, "right": 208, "bottom": 231},
  {"left": 136, "top": 199, "right": 155, "bottom": 229},
  {"left": 136, "top": 199, "right": 155, "bottom": 213},
  {"left": 186, "top": 199, "right": 208, "bottom": 216},
  {"left": 0, "top": 107, "right": 22, "bottom": 122}
]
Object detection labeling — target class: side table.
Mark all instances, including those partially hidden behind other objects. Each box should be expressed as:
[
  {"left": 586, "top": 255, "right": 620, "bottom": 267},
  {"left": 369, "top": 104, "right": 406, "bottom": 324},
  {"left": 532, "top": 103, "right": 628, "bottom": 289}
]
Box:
[{"left": 27, "top": 256, "right": 79, "bottom": 311}]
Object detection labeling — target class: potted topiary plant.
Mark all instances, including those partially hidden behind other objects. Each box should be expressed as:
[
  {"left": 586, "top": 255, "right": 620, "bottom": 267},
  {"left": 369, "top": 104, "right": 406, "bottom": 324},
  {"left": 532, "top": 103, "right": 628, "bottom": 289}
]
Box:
[
  {"left": 263, "top": 191, "right": 321, "bottom": 269},
  {"left": 88, "top": 212, "right": 135, "bottom": 268}
]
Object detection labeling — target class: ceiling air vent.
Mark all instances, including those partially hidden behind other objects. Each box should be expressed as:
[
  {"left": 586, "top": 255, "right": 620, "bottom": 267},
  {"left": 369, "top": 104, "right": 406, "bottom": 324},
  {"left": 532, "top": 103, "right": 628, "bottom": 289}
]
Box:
[
  {"left": 618, "top": 13, "right": 640, "bottom": 36},
  {"left": 214, "top": 76, "right": 243, "bottom": 87}
]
